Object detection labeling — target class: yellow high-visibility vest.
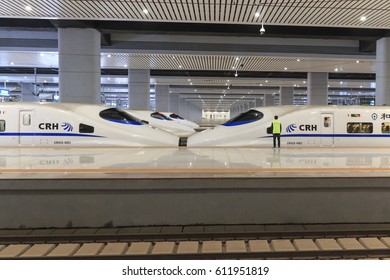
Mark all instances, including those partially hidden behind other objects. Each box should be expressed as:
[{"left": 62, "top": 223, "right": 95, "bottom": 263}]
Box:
[{"left": 272, "top": 119, "right": 281, "bottom": 134}]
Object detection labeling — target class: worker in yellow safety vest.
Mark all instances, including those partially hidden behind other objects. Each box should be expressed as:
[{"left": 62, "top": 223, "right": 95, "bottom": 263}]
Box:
[{"left": 271, "top": 115, "right": 282, "bottom": 148}]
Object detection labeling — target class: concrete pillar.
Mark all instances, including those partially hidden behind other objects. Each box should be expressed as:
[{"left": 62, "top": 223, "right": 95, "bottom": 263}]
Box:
[
  {"left": 20, "top": 83, "right": 40, "bottom": 102},
  {"left": 128, "top": 69, "right": 150, "bottom": 110},
  {"left": 376, "top": 37, "right": 390, "bottom": 106},
  {"left": 307, "top": 72, "right": 328, "bottom": 105},
  {"left": 169, "top": 92, "right": 179, "bottom": 113},
  {"left": 155, "top": 84, "right": 170, "bottom": 112},
  {"left": 280, "top": 87, "right": 294, "bottom": 105},
  {"left": 178, "top": 97, "right": 186, "bottom": 118},
  {"left": 58, "top": 28, "right": 101, "bottom": 104},
  {"left": 264, "top": 94, "right": 275, "bottom": 106}
]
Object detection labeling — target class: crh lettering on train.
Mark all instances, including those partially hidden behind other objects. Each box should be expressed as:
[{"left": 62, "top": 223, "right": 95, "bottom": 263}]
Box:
[
  {"left": 39, "top": 123, "right": 59, "bottom": 130},
  {"left": 299, "top": 124, "right": 317, "bottom": 131}
]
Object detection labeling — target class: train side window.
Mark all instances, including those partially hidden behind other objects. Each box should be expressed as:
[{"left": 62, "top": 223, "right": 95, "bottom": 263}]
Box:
[
  {"left": 382, "top": 123, "right": 390, "bottom": 133},
  {"left": 323, "top": 117, "right": 331, "bottom": 127},
  {"left": 347, "top": 122, "right": 373, "bottom": 133},
  {"left": 23, "top": 114, "right": 31, "bottom": 126},
  {"left": 0, "top": 120, "right": 5, "bottom": 132},
  {"left": 79, "top": 123, "right": 94, "bottom": 133}
]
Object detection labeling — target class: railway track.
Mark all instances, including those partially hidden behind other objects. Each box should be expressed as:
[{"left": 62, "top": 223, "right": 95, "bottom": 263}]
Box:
[{"left": 1, "top": 224, "right": 390, "bottom": 259}]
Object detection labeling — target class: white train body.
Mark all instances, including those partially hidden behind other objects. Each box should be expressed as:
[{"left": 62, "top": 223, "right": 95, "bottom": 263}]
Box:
[
  {"left": 187, "top": 105, "right": 390, "bottom": 147},
  {"left": 127, "top": 110, "right": 196, "bottom": 137},
  {"left": 163, "top": 112, "right": 200, "bottom": 129},
  {"left": 0, "top": 103, "right": 179, "bottom": 147}
]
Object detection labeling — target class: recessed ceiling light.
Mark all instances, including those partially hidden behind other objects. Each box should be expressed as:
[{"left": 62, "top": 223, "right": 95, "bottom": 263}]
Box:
[
  {"left": 124, "top": 64, "right": 127, "bottom": 68},
  {"left": 107, "top": 54, "right": 112, "bottom": 58},
  {"left": 255, "top": 12, "right": 260, "bottom": 18},
  {"left": 356, "top": 60, "right": 360, "bottom": 63},
  {"left": 25, "top": 5, "right": 32, "bottom": 11},
  {"left": 143, "top": 9, "right": 149, "bottom": 14},
  {"left": 360, "top": 16, "right": 367, "bottom": 22}
]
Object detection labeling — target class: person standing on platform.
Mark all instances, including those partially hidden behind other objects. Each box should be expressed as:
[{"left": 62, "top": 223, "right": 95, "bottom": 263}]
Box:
[{"left": 271, "top": 115, "right": 282, "bottom": 148}]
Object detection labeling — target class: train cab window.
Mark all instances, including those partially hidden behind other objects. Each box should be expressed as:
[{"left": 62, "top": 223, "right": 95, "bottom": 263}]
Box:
[
  {"left": 79, "top": 123, "right": 94, "bottom": 133},
  {"left": 169, "top": 113, "right": 184, "bottom": 120},
  {"left": 99, "top": 108, "right": 143, "bottom": 125},
  {"left": 382, "top": 122, "right": 390, "bottom": 133},
  {"left": 0, "top": 120, "right": 5, "bottom": 132},
  {"left": 347, "top": 122, "right": 373, "bottom": 133},
  {"left": 323, "top": 117, "right": 331, "bottom": 127},
  {"left": 151, "top": 112, "right": 171, "bottom": 120},
  {"left": 223, "top": 110, "right": 264, "bottom": 126},
  {"left": 23, "top": 114, "right": 31, "bottom": 126}
]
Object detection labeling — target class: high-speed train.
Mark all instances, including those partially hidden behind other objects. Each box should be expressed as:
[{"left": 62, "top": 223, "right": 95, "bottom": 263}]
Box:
[
  {"left": 127, "top": 110, "right": 196, "bottom": 137},
  {"left": 0, "top": 103, "right": 179, "bottom": 146},
  {"left": 163, "top": 112, "right": 200, "bottom": 129},
  {"left": 187, "top": 105, "right": 390, "bottom": 147}
]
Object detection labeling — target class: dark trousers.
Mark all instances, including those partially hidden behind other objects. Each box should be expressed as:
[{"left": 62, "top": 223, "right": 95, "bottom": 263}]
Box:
[{"left": 273, "top": 133, "right": 280, "bottom": 148}]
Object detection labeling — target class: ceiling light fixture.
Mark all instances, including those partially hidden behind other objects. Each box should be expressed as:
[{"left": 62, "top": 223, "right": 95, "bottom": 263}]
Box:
[
  {"left": 260, "top": 22, "right": 265, "bottom": 35},
  {"left": 360, "top": 16, "right": 367, "bottom": 22},
  {"left": 143, "top": 9, "right": 149, "bottom": 14},
  {"left": 25, "top": 5, "right": 32, "bottom": 11}
]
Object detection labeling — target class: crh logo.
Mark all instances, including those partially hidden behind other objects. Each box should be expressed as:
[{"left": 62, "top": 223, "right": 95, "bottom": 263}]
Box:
[
  {"left": 61, "top": 122, "right": 73, "bottom": 132},
  {"left": 286, "top": 124, "right": 297, "bottom": 133}
]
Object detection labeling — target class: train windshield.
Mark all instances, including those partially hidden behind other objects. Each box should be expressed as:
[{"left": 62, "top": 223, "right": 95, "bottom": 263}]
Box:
[
  {"left": 222, "top": 110, "right": 264, "bottom": 126},
  {"left": 151, "top": 112, "right": 172, "bottom": 120},
  {"left": 99, "top": 108, "right": 143, "bottom": 125},
  {"left": 169, "top": 113, "right": 184, "bottom": 120}
]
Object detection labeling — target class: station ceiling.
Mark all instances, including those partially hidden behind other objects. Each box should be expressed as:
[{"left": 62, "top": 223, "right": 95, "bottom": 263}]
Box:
[{"left": 0, "top": 1, "right": 389, "bottom": 109}]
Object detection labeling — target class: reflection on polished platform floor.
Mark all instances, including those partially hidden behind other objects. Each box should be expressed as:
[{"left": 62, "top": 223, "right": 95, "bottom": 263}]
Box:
[
  {"left": 2, "top": 147, "right": 390, "bottom": 228},
  {"left": 1, "top": 146, "right": 390, "bottom": 178}
]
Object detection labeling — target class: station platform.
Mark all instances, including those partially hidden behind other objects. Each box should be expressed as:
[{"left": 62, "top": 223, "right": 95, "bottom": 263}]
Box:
[{"left": 1, "top": 147, "right": 390, "bottom": 229}]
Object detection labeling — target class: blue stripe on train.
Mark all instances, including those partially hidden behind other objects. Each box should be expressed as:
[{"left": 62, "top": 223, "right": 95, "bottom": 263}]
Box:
[
  {"left": 0, "top": 133, "right": 104, "bottom": 138},
  {"left": 261, "top": 134, "right": 390, "bottom": 138}
]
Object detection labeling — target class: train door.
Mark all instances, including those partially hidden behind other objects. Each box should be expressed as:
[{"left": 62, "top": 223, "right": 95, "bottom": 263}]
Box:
[
  {"left": 19, "top": 111, "right": 34, "bottom": 145},
  {"left": 320, "top": 113, "right": 334, "bottom": 146}
]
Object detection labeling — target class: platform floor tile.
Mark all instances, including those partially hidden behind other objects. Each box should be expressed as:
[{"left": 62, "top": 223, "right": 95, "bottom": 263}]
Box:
[
  {"left": 248, "top": 240, "right": 271, "bottom": 252},
  {"left": 73, "top": 243, "right": 105, "bottom": 256},
  {"left": 224, "top": 225, "right": 246, "bottom": 232},
  {"left": 337, "top": 238, "right": 365, "bottom": 250},
  {"left": 0, "top": 229, "right": 32, "bottom": 236},
  {"left": 315, "top": 239, "right": 343, "bottom": 251},
  {"left": 151, "top": 242, "right": 176, "bottom": 255},
  {"left": 0, "top": 244, "right": 31, "bottom": 258},
  {"left": 30, "top": 229, "right": 55, "bottom": 236},
  {"left": 139, "top": 227, "right": 162, "bottom": 234},
  {"left": 225, "top": 240, "right": 247, "bottom": 253},
  {"left": 359, "top": 238, "right": 388, "bottom": 249},
  {"left": 182, "top": 226, "right": 204, "bottom": 233},
  {"left": 50, "top": 228, "right": 77, "bottom": 236},
  {"left": 117, "top": 227, "right": 141, "bottom": 234},
  {"left": 379, "top": 237, "right": 390, "bottom": 247},
  {"left": 99, "top": 242, "right": 129, "bottom": 256},
  {"left": 204, "top": 226, "right": 225, "bottom": 233},
  {"left": 293, "top": 239, "right": 320, "bottom": 251},
  {"left": 125, "top": 242, "right": 152, "bottom": 255},
  {"left": 47, "top": 244, "right": 81, "bottom": 257},
  {"left": 95, "top": 228, "right": 120, "bottom": 235},
  {"left": 177, "top": 241, "right": 199, "bottom": 254},
  {"left": 21, "top": 244, "right": 56, "bottom": 258},
  {"left": 161, "top": 226, "right": 183, "bottom": 234},
  {"left": 271, "top": 240, "right": 296, "bottom": 252},
  {"left": 244, "top": 225, "right": 266, "bottom": 232},
  {"left": 73, "top": 228, "right": 99, "bottom": 235},
  {"left": 201, "top": 241, "right": 223, "bottom": 253}
]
